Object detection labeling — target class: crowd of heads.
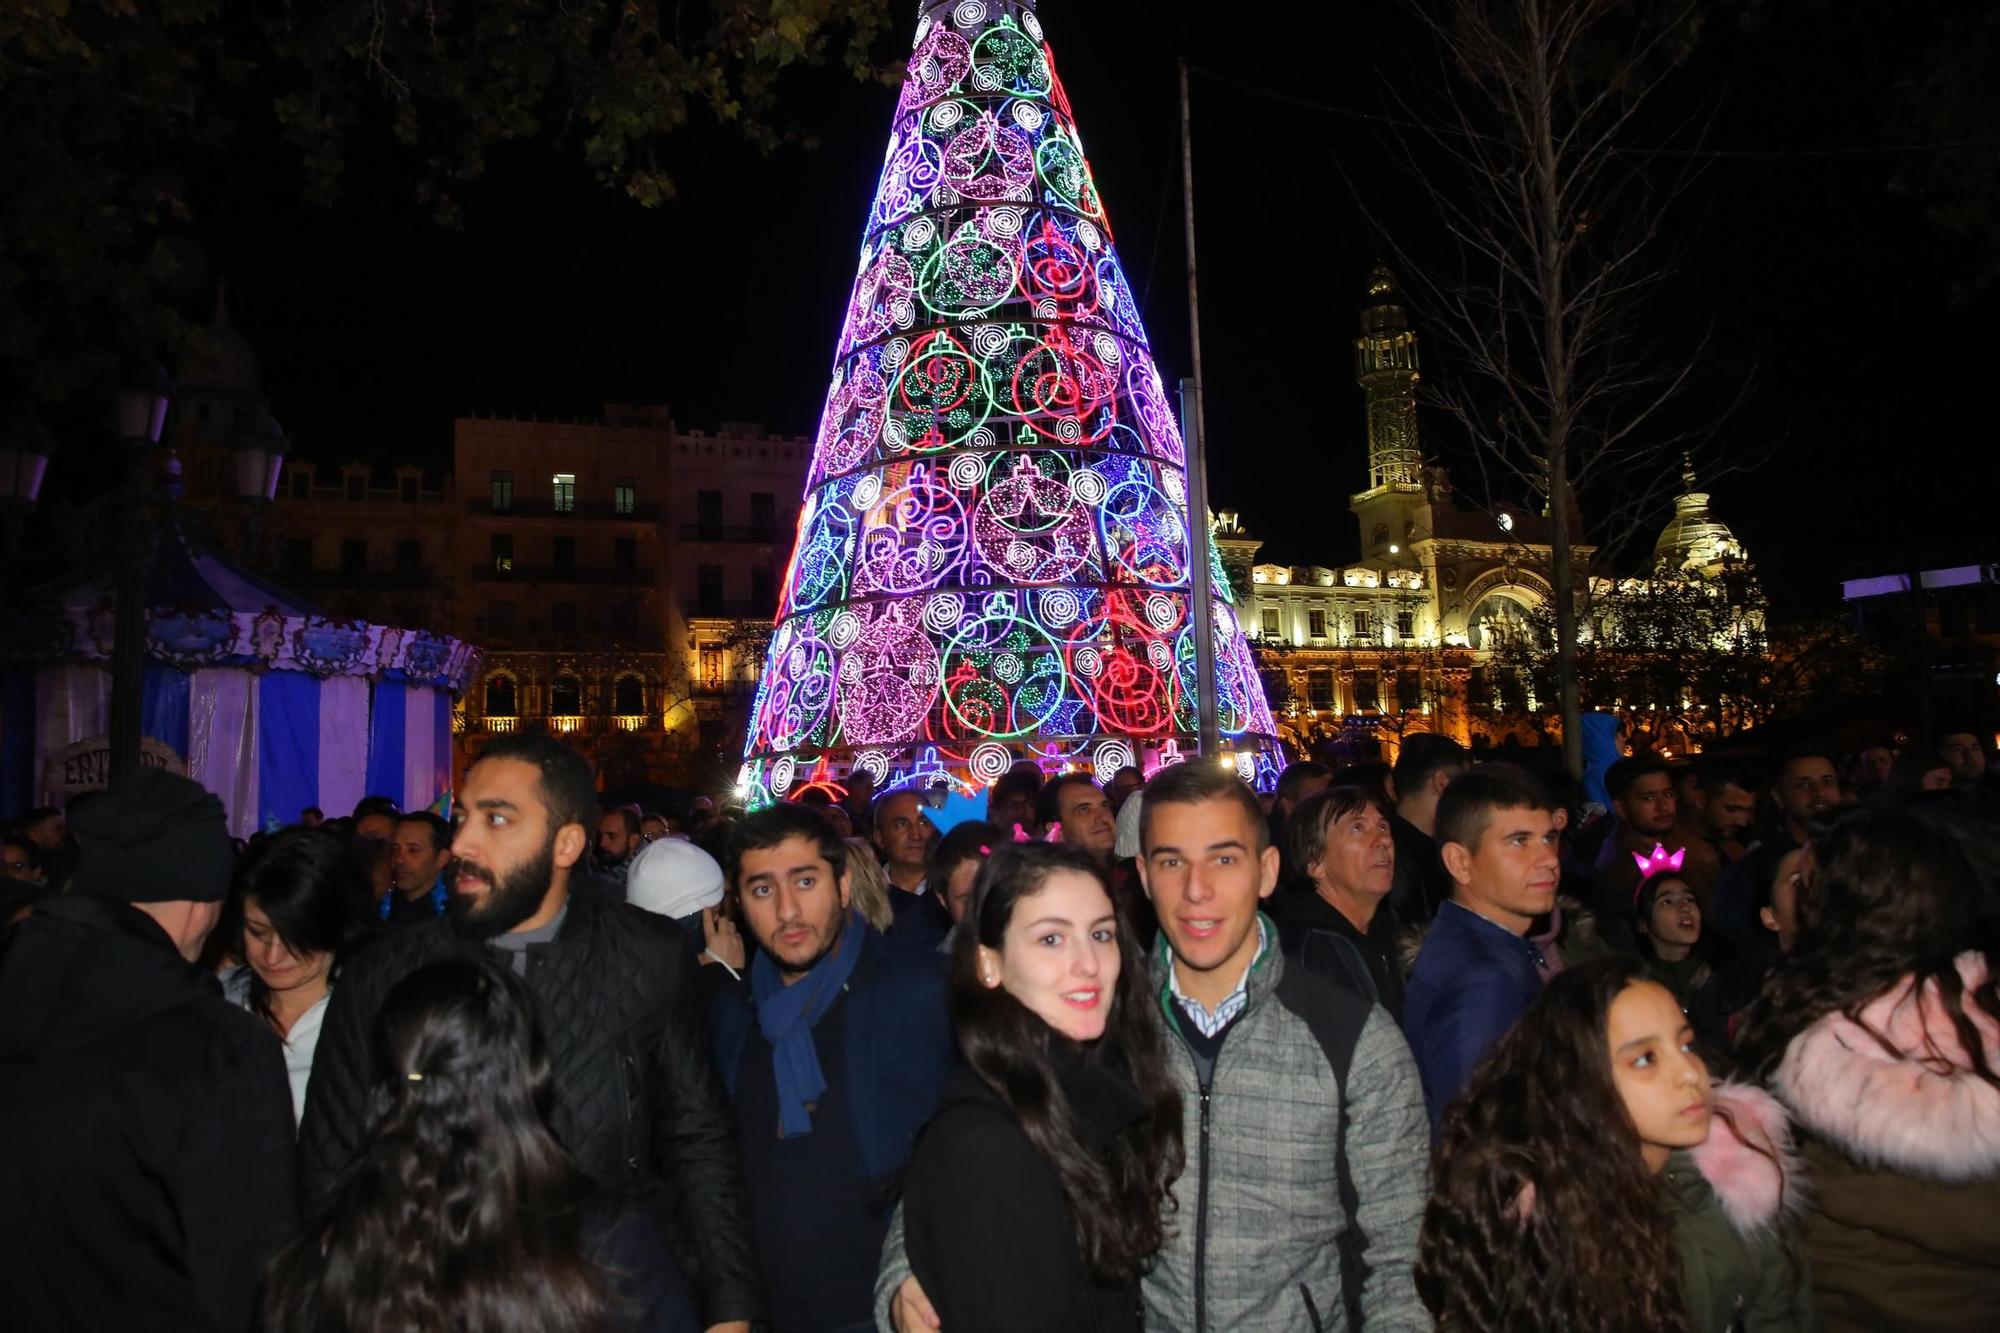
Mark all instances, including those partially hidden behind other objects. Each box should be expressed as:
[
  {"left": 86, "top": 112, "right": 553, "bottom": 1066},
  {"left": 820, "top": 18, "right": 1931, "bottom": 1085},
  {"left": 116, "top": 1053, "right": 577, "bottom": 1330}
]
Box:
[{"left": 4, "top": 715, "right": 1997, "bottom": 1333}]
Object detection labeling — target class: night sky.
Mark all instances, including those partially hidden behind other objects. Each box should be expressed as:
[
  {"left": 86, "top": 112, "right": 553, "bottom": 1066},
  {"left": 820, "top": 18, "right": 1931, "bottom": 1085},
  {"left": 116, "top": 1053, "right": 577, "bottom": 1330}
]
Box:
[{"left": 172, "top": 1, "right": 2000, "bottom": 618}]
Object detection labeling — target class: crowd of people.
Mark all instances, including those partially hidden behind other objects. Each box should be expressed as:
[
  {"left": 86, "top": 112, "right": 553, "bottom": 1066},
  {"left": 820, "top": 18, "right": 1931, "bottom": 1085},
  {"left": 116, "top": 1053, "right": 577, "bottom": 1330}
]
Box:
[{"left": 0, "top": 722, "right": 1995, "bottom": 1332}]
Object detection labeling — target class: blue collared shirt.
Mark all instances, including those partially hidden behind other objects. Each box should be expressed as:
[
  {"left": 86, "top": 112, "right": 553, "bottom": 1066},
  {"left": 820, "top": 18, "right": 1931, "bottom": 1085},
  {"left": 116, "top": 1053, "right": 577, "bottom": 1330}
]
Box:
[{"left": 1162, "top": 916, "right": 1270, "bottom": 1039}]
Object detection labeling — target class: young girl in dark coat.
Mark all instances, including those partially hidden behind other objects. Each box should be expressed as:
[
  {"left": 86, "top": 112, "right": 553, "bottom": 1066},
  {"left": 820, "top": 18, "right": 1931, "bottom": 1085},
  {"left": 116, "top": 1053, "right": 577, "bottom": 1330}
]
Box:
[
  {"left": 1419, "top": 956, "right": 1810, "bottom": 1332},
  {"left": 899, "top": 841, "right": 1184, "bottom": 1332}
]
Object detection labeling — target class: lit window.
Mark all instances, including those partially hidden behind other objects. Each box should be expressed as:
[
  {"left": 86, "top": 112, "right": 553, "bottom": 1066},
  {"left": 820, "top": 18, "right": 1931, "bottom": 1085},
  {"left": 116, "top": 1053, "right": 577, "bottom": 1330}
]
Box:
[
  {"left": 614, "top": 481, "right": 636, "bottom": 516},
  {"left": 553, "top": 473, "right": 576, "bottom": 513}
]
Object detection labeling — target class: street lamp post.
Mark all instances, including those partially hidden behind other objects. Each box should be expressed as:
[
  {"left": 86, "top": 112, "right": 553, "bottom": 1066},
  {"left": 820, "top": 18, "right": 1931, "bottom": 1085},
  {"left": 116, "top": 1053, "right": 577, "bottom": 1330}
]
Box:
[{"left": 107, "top": 360, "right": 173, "bottom": 784}]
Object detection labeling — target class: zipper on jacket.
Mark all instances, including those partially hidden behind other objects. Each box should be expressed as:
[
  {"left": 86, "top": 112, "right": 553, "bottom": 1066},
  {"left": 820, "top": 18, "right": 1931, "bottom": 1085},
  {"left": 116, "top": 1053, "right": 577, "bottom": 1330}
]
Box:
[
  {"left": 1194, "top": 1080, "right": 1212, "bottom": 1333},
  {"left": 1300, "top": 1283, "right": 1325, "bottom": 1332}
]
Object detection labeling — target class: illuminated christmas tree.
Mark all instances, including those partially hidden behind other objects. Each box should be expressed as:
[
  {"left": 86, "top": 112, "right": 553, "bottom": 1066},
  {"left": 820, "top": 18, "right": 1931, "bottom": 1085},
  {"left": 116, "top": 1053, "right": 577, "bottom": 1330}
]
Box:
[{"left": 738, "top": 0, "right": 1280, "bottom": 805}]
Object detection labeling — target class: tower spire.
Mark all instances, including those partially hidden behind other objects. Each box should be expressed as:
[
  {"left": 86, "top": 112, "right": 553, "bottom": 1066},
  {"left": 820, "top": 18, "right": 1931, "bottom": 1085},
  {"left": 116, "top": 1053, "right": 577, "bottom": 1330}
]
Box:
[{"left": 1356, "top": 263, "right": 1422, "bottom": 489}]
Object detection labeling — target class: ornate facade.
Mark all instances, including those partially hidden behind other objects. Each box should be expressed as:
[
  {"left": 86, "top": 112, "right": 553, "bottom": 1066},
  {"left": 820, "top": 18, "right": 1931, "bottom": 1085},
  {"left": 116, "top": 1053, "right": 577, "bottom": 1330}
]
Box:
[{"left": 1219, "top": 266, "right": 1747, "bottom": 762}]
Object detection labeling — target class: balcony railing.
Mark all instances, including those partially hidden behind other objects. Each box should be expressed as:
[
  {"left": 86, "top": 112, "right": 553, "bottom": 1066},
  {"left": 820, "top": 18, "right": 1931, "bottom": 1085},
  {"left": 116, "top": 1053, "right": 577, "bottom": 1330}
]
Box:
[
  {"left": 678, "top": 523, "right": 779, "bottom": 544},
  {"left": 461, "top": 713, "right": 665, "bottom": 735},
  {"left": 472, "top": 563, "right": 656, "bottom": 586}
]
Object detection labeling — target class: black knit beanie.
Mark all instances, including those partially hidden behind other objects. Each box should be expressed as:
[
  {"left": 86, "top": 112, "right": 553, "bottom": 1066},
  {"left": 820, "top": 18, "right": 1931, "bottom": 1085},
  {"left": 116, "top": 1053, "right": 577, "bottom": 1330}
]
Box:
[{"left": 71, "top": 768, "right": 234, "bottom": 903}]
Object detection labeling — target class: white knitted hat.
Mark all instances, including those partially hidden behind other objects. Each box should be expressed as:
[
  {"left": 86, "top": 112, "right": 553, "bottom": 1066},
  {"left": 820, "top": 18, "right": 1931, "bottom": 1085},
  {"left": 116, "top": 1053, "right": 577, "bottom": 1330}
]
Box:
[{"left": 624, "top": 838, "right": 726, "bottom": 920}]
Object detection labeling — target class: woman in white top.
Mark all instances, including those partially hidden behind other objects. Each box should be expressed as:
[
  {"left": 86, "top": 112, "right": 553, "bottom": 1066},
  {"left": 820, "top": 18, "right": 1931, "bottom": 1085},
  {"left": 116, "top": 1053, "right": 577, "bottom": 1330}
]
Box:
[{"left": 224, "top": 828, "right": 371, "bottom": 1125}]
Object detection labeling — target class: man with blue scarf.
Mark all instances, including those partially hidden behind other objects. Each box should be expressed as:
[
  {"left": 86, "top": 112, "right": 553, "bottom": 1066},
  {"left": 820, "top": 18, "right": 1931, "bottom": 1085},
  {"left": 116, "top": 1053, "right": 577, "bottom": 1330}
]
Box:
[{"left": 709, "top": 804, "right": 954, "bottom": 1333}]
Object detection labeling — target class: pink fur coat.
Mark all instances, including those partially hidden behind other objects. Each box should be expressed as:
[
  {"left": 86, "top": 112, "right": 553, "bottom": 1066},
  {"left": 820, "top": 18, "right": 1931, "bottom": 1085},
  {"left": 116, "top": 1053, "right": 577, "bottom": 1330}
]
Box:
[
  {"left": 1689, "top": 1080, "right": 1805, "bottom": 1233},
  {"left": 1774, "top": 951, "right": 2000, "bottom": 1183}
]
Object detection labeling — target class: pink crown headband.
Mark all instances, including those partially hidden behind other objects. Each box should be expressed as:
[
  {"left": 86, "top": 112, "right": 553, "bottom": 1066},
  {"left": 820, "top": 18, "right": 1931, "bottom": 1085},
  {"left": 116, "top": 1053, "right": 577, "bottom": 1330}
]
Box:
[
  {"left": 1631, "top": 843, "right": 1686, "bottom": 887},
  {"left": 977, "top": 824, "right": 1063, "bottom": 857}
]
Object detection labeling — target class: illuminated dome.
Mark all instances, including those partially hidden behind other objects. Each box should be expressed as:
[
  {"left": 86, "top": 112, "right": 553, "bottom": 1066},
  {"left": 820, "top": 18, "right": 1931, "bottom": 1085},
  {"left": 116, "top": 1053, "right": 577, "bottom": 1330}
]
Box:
[{"left": 1654, "top": 458, "right": 1746, "bottom": 576}]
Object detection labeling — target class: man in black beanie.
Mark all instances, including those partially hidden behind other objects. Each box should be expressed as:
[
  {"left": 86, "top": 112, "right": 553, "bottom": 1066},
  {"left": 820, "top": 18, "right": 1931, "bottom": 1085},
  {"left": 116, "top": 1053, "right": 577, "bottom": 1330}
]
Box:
[{"left": 0, "top": 768, "right": 297, "bottom": 1332}]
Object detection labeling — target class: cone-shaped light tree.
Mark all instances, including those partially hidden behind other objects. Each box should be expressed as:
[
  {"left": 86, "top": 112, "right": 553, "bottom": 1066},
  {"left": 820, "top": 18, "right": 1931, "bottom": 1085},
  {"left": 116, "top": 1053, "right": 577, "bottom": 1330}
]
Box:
[{"left": 738, "top": 0, "right": 1280, "bottom": 807}]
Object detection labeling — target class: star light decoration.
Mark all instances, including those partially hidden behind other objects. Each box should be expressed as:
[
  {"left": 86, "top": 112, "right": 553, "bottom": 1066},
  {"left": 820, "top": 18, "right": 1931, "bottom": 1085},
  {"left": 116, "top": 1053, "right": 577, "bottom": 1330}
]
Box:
[{"left": 737, "top": 0, "right": 1281, "bottom": 808}]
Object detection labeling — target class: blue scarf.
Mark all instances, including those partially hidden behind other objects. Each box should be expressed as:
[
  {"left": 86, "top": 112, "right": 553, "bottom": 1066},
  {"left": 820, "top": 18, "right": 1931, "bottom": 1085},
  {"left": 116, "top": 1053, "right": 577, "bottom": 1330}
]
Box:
[{"left": 750, "top": 909, "right": 866, "bottom": 1137}]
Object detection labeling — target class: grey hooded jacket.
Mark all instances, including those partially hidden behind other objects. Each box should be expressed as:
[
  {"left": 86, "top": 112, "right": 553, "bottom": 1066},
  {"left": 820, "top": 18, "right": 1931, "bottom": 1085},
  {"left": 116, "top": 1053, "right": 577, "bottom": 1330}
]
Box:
[{"left": 875, "top": 922, "right": 1432, "bottom": 1331}]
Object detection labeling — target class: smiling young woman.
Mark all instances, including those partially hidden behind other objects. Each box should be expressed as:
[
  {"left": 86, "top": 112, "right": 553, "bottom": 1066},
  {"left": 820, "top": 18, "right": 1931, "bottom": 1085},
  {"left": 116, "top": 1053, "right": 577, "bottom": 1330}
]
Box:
[
  {"left": 897, "top": 841, "right": 1184, "bottom": 1332},
  {"left": 1418, "top": 956, "right": 1811, "bottom": 1333}
]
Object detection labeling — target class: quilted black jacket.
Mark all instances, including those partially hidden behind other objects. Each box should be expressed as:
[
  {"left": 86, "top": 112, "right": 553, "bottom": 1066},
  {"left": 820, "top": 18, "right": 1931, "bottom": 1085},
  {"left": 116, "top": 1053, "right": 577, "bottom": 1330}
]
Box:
[{"left": 297, "top": 881, "right": 758, "bottom": 1326}]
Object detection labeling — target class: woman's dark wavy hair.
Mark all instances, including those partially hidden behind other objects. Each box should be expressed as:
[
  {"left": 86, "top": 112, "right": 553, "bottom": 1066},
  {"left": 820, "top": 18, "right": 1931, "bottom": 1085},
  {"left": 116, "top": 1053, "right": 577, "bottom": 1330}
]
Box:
[
  {"left": 1734, "top": 804, "right": 2000, "bottom": 1088},
  {"left": 1417, "top": 956, "right": 1689, "bottom": 1333},
  {"left": 950, "top": 840, "right": 1184, "bottom": 1284},
  {"left": 225, "top": 827, "right": 371, "bottom": 1025},
  {"left": 260, "top": 958, "right": 608, "bottom": 1333}
]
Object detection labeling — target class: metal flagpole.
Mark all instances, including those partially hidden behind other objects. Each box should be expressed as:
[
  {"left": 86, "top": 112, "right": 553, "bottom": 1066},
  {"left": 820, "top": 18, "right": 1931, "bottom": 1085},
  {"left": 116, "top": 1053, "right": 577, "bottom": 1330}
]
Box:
[{"left": 1179, "top": 59, "right": 1221, "bottom": 763}]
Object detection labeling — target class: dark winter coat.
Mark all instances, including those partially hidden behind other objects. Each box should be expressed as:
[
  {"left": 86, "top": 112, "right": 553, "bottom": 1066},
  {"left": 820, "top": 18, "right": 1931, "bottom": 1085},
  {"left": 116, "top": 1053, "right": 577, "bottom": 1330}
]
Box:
[
  {"left": 1403, "top": 899, "right": 1543, "bottom": 1124},
  {"left": 1384, "top": 811, "right": 1451, "bottom": 927},
  {"left": 0, "top": 894, "right": 298, "bottom": 1332},
  {"left": 1270, "top": 887, "right": 1407, "bottom": 1020},
  {"left": 902, "top": 1058, "right": 1148, "bottom": 1332},
  {"left": 1666, "top": 1083, "right": 1813, "bottom": 1333},
  {"left": 1769, "top": 951, "right": 2000, "bottom": 1332},
  {"left": 708, "top": 923, "right": 954, "bottom": 1188},
  {"left": 297, "top": 880, "right": 758, "bottom": 1326}
]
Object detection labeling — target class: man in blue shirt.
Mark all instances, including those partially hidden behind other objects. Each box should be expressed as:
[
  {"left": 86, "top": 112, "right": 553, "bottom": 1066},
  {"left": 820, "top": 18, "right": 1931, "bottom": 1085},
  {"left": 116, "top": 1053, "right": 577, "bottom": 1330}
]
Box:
[{"left": 1403, "top": 764, "right": 1560, "bottom": 1124}]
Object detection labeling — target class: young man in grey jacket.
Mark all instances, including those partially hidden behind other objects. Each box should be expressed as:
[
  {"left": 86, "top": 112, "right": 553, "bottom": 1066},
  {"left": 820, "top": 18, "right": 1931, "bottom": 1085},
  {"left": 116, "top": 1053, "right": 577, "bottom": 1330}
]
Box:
[{"left": 877, "top": 764, "right": 1432, "bottom": 1332}]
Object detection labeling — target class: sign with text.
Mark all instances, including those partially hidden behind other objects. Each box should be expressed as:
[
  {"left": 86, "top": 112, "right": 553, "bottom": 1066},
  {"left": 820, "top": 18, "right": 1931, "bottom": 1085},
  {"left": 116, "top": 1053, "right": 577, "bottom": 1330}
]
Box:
[{"left": 43, "top": 736, "right": 187, "bottom": 804}]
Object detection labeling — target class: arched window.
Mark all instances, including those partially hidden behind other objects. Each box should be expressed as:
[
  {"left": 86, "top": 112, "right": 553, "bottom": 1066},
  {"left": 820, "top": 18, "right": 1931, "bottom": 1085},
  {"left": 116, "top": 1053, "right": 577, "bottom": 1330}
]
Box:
[
  {"left": 613, "top": 674, "right": 644, "bottom": 715},
  {"left": 550, "top": 675, "right": 582, "bottom": 715},
  {"left": 484, "top": 673, "right": 517, "bottom": 717}
]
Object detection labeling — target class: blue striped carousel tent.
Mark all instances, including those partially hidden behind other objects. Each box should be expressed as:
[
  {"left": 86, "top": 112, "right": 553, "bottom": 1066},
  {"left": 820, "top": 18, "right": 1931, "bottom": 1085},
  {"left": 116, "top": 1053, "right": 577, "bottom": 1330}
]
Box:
[{"left": 0, "top": 520, "right": 478, "bottom": 835}]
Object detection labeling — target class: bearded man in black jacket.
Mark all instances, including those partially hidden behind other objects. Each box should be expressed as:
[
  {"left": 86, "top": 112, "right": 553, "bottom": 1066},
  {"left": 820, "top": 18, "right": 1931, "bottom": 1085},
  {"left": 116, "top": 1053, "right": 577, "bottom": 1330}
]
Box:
[{"left": 298, "top": 733, "right": 759, "bottom": 1332}]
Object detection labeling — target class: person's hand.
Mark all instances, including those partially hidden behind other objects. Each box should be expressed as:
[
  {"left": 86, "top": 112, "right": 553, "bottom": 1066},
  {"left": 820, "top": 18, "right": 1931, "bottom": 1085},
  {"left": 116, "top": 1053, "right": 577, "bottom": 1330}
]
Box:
[
  {"left": 703, "top": 1323, "right": 751, "bottom": 1333},
  {"left": 891, "top": 1275, "right": 941, "bottom": 1331},
  {"left": 701, "top": 904, "right": 746, "bottom": 971}
]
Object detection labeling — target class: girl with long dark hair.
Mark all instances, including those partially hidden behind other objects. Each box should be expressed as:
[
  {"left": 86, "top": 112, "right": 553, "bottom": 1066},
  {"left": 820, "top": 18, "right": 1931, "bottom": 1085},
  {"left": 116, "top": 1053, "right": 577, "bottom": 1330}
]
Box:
[
  {"left": 1734, "top": 805, "right": 2000, "bottom": 1332},
  {"left": 898, "top": 841, "right": 1184, "bottom": 1331},
  {"left": 223, "top": 827, "right": 371, "bottom": 1123},
  {"left": 1419, "top": 956, "right": 1809, "bottom": 1333},
  {"left": 259, "top": 957, "right": 696, "bottom": 1333},
  {"left": 1632, "top": 870, "right": 1738, "bottom": 1051}
]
